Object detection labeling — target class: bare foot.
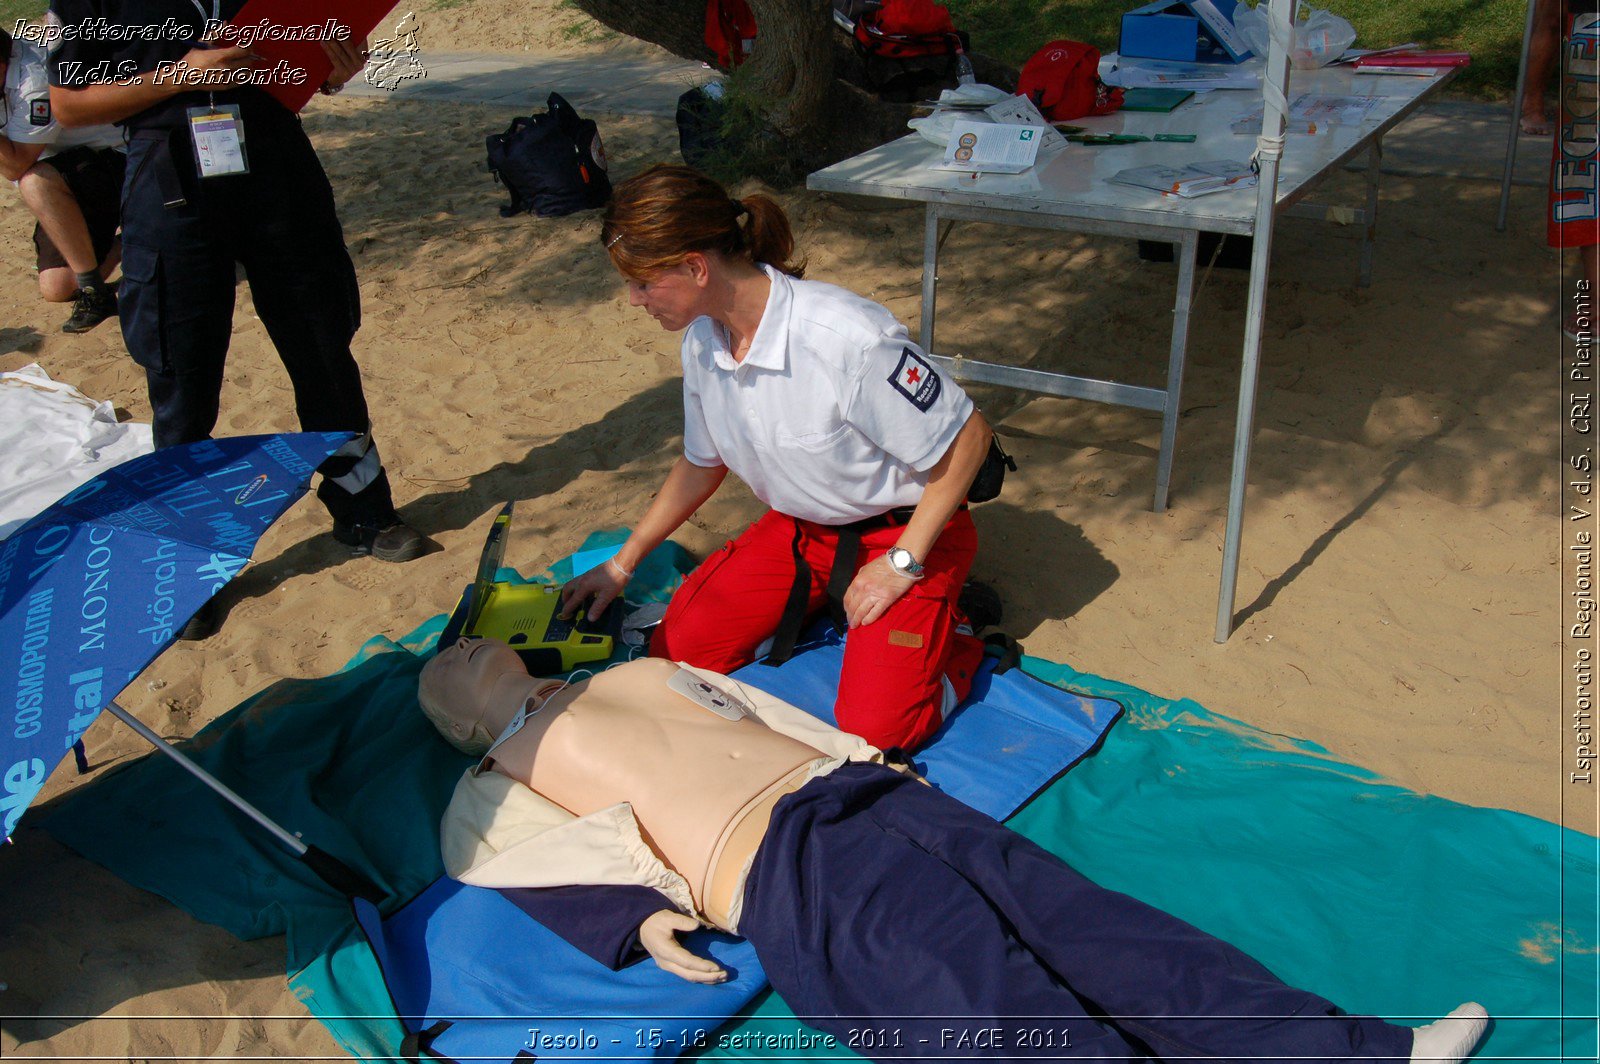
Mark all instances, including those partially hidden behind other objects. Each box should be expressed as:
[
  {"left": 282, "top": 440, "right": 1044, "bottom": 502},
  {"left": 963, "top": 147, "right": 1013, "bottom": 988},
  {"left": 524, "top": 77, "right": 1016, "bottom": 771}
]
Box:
[{"left": 1521, "top": 110, "right": 1553, "bottom": 137}]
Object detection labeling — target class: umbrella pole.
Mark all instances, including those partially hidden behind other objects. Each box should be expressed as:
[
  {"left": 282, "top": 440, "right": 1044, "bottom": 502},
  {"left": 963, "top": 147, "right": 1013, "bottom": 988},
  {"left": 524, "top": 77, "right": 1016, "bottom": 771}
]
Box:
[
  {"left": 104, "top": 700, "right": 309, "bottom": 853},
  {"left": 1497, "top": 0, "right": 1540, "bottom": 232},
  {"left": 103, "top": 700, "right": 384, "bottom": 902},
  {"left": 1216, "top": 0, "right": 1296, "bottom": 643}
]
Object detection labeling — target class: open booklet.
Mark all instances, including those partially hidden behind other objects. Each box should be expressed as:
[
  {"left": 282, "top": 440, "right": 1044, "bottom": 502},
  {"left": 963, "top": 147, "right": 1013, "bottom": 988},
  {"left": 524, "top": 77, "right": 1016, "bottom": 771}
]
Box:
[
  {"left": 933, "top": 120, "right": 1047, "bottom": 173},
  {"left": 1109, "top": 159, "right": 1258, "bottom": 198},
  {"left": 928, "top": 94, "right": 1066, "bottom": 174}
]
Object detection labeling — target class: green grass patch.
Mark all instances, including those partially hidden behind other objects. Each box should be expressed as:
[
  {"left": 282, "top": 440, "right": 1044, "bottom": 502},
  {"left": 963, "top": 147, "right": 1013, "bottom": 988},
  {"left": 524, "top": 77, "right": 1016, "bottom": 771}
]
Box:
[
  {"left": 0, "top": 0, "right": 47, "bottom": 27},
  {"left": 556, "top": 0, "right": 617, "bottom": 45},
  {"left": 944, "top": 0, "right": 1526, "bottom": 98}
]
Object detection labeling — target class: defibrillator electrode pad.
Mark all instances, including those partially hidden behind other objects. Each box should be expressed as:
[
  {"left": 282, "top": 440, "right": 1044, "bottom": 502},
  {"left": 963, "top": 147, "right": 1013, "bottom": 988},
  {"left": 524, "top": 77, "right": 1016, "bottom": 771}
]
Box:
[{"left": 667, "top": 669, "right": 753, "bottom": 721}]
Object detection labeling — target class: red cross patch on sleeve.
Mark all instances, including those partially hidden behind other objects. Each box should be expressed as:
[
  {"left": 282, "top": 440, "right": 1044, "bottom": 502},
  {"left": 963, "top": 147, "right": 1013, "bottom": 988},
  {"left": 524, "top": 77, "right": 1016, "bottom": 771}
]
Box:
[
  {"left": 30, "top": 98, "right": 52, "bottom": 126},
  {"left": 888, "top": 347, "right": 942, "bottom": 412}
]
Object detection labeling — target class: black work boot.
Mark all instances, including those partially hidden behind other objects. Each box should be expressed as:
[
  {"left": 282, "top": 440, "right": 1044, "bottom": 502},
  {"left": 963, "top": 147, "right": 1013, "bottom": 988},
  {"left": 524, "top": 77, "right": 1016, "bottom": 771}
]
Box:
[
  {"left": 331, "top": 517, "right": 431, "bottom": 562},
  {"left": 62, "top": 283, "right": 118, "bottom": 334}
]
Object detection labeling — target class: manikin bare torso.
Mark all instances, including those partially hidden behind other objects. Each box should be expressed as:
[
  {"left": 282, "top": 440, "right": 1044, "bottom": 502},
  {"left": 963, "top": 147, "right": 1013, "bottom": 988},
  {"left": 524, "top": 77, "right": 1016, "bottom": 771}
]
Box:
[{"left": 473, "top": 656, "right": 823, "bottom": 917}]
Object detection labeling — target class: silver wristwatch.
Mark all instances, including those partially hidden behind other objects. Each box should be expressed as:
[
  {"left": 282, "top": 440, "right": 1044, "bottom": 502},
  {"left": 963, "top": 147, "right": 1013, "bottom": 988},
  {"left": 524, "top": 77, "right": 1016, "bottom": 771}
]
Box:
[{"left": 886, "top": 547, "right": 925, "bottom": 580}]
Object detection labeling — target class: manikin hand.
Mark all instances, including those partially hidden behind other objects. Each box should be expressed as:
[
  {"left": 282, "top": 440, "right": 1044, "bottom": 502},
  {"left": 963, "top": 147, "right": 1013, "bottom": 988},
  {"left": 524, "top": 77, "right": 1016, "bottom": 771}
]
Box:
[
  {"left": 639, "top": 910, "right": 727, "bottom": 984},
  {"left": 842, "top": 553, "right": 917, "bottom": 628}
]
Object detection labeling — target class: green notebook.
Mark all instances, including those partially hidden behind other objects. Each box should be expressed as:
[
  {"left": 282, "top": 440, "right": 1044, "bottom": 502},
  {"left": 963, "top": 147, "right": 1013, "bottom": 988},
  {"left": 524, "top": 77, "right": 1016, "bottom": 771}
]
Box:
[{"left": 1121, "top": 87, "right": 1194, "bottom": 112}]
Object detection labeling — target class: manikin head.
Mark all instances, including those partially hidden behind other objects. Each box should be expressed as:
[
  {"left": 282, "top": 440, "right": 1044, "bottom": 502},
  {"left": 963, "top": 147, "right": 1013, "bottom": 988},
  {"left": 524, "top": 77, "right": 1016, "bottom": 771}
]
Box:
[
  {"left": 419, "top": 637, "right": 539, "bottom": 755},
  {"left": 599, "top": 164, "right": 805, "bottom": 331}
]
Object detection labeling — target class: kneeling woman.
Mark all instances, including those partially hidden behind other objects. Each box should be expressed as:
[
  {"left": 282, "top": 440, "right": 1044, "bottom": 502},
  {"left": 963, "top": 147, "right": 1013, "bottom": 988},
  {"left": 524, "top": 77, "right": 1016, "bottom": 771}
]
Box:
[{"left": 561, "top": 165, "right": 992, "bottom": 751}]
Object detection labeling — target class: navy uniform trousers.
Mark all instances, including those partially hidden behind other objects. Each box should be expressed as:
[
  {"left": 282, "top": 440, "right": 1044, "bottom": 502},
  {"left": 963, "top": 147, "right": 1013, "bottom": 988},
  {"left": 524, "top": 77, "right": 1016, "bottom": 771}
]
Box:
[
  {"left": 508, "top": 762, "right": 1416, "bottom": 1063},
  {"left": 118, "top": 99, "right": 396, "bottom": 528},
  {"left": 741, "top": 763, "right": 1413, "bottom": 1061}
]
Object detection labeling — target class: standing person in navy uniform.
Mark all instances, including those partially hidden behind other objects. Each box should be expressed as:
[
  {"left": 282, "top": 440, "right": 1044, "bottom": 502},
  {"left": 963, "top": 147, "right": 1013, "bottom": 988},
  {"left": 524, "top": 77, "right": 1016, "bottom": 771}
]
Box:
[
  {"left": 47, "top": 0, "right": 426, "bottom": 639},
  {"left": 561, "top": 165, "right": 994, "bottom": 752}
]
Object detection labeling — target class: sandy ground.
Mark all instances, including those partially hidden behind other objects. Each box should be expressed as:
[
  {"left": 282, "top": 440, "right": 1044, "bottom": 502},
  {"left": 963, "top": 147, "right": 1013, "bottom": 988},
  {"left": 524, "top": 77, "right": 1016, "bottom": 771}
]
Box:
[{"left": 0, "top": 0, "right": 1582, "bottom": 1058}]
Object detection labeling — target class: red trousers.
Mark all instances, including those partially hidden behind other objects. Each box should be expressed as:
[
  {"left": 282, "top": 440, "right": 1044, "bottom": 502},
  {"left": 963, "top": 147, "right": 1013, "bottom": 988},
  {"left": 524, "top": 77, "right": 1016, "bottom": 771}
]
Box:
[{"left": 651, "top": 509, "right": 986, "bottom": 750}]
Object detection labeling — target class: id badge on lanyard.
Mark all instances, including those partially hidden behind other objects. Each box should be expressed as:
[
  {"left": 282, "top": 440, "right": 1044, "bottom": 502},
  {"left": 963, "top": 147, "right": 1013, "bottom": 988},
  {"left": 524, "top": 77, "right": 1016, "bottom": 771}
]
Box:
[
  {"left": 185, "top": 0, "right": 248, "bottom": 177},
  {"left": 187, "top": 103, "right": 249, "bottom": 176}
]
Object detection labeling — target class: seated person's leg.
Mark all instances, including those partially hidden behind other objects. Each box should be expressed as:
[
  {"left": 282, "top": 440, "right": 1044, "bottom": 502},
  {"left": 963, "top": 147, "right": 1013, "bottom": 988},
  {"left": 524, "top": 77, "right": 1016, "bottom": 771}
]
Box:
[
  {"left": 651, "top": 510, "right": 824, "bottom": 673},
  {"left": 34, "top": 240, "right": 77, "bottom": 303},
  {"left": 19, "top": 149, "right": 124, "bottom": 331},
  {"left": 837, "top": 514, "right": 984, "bottom": 750}
]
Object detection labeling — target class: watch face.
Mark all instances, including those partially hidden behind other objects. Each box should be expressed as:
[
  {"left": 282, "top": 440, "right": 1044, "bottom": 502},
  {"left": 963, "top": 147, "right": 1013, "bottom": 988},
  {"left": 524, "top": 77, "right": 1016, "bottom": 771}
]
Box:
[{"left": 890, "top": 548, "right": 920, "bottom": 573}]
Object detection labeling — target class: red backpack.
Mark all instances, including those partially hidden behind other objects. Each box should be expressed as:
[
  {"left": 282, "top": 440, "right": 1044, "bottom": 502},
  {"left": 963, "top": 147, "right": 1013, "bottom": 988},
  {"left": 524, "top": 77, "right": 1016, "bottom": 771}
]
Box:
[
  {"left": 705, "top": 0, "right": 757, "bottom": 69},
  {"left": 1016, "top": 40, "right": 1123, "bottom": 121},
  {"left": 853, "top": 0, "right": 961, "bottom": 60}
]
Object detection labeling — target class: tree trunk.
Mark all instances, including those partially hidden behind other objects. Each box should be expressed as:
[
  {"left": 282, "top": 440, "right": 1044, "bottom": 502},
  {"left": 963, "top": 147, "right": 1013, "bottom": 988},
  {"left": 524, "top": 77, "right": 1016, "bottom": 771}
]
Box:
[{"left": 571, "top": 0, "right": 1016, "bottom": 178}]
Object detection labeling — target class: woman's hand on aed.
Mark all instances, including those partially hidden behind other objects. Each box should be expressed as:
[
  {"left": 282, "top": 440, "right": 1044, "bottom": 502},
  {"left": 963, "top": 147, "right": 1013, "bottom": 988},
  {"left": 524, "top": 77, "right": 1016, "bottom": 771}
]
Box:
[
  {"left": 559, "top": 560, "right": 629, "bottom": 621},
  {"left": 639, "top": 910, "right": 727, "bottom": 984},
  {"left": 843, "top": 554, "right": 916, "bottom": 629}
]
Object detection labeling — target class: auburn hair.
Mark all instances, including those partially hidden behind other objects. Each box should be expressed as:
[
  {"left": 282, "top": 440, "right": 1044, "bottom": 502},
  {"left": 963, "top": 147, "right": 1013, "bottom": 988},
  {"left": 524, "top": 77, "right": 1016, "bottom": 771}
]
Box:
[{"left": 601, "top": 164, "right": 805, "bottom": 280}]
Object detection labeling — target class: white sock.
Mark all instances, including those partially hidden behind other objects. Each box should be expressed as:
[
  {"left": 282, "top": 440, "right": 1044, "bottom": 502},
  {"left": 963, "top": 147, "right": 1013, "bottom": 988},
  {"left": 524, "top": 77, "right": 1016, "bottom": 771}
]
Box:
[{"left": 1410, "top": 1002, "right": 1488, "bottom": 1063}]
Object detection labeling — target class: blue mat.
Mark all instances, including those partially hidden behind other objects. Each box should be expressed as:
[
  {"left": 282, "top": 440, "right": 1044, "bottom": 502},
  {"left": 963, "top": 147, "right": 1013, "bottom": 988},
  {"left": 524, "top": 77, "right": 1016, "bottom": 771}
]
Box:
[{"left": 352, "top": 629, "right": 1124, "bottom": 1064}]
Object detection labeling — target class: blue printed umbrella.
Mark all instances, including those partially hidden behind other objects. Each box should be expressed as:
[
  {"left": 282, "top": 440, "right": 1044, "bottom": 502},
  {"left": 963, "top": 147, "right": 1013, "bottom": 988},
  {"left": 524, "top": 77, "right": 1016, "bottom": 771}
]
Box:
[{"left": 0, "top": 432, "right": 377, "bottom": 897}]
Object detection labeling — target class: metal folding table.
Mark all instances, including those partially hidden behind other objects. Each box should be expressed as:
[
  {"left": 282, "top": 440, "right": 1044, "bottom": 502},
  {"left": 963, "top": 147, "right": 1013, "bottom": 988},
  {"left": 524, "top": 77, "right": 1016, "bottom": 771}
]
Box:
[{"left": 807, "top": 63, "right": 1456, "bottom": 629}]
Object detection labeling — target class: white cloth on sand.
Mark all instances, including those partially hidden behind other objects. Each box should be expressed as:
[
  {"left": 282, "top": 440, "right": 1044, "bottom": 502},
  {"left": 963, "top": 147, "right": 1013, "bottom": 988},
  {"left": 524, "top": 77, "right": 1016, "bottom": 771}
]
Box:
[{"left": 0, "top": 363, "right": 152, "bottom": 540}]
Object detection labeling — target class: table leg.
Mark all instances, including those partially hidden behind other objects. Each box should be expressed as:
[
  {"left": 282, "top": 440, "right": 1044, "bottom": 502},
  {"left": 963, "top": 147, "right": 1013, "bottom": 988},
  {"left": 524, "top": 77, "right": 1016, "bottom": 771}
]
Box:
[
  {"left": 920, "top": 204, "right": 940, "bottom": 352},
  {"left": 1154, "top": 229, "right": 1199, "bottom": 513},
  {"left": 1359, "top": 139, "right": 1382, "bottom": 287}
]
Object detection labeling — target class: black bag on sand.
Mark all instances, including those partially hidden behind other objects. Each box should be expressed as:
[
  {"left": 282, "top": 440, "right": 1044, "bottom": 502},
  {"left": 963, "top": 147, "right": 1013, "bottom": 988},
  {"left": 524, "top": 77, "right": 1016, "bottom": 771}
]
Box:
[
  {"left": 676, "top": 84, "right": 727, "bottom": 169},
  {"left": 486, "top": 92, "right": 611, "bottom": 218}
]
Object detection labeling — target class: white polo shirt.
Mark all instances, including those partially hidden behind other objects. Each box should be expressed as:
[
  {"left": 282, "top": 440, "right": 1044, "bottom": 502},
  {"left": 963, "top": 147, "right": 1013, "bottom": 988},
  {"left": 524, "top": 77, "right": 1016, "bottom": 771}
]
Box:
[
  {"left": 681, "top": 263, "right": 974, "bottom": 526},
  {"left": 3, "top": 35, "right": 123, "bottom": 159}
]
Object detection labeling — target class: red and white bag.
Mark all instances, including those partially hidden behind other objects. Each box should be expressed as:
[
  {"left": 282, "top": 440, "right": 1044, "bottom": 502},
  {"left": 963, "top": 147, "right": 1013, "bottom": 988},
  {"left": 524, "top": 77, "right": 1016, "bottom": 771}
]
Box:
[
  {"left": 1016, "top": 40, "right": 1123, "bottom": 122},
  {"left": 853, "top": 0, "right": 962, "bottom": 60},
  {"left": 704, "top": 0, "right": 757, "bottom": 69}
]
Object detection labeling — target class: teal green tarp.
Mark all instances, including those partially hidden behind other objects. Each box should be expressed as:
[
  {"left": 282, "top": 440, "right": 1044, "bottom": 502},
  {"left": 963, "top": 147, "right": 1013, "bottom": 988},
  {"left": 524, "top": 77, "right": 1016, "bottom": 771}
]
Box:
[{"left": 42, "top": 531, "right": 1596, "bottom": 1060}]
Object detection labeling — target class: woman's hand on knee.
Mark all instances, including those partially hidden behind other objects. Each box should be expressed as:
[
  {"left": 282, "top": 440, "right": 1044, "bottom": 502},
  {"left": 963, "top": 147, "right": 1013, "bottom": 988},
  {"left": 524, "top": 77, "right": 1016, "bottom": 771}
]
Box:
[
  {"left": 843, "top": 555, "right": 916, "bottom": 628},
  {"left": 559, "top": 558, "right": 630, "bottom": 621}
]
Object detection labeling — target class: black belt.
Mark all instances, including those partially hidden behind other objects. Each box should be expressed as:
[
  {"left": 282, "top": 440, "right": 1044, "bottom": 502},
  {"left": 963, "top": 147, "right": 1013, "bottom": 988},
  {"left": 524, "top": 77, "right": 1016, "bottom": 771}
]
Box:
[{"left": 761, "top": 505, "right": 964, "bottom": 667}]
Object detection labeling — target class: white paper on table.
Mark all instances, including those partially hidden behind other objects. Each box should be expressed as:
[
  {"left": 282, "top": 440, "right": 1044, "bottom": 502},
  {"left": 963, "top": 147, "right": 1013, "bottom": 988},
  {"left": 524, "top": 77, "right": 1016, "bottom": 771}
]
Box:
[
  {"left": 1229, "top": 92, "right": 1384, "bottom": 134},
  {"left": 932, "top": 119, "right": 1045, "bottom": 173},
  {"left": 1109, "top": 159, "right": 1259, "bottom": 198},
  {"left": 981, "top": 95, "right": 1068, "bottom": 153},
  {"left": 1098, "top": 52, "right": 1262, "bottom": 91}
]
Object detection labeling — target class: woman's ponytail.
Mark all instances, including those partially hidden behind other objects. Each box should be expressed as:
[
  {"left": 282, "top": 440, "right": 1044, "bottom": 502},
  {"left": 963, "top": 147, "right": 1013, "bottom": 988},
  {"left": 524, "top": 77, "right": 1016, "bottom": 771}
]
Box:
[{"left": 738, "top": 195, "right": 805, "bottom": 279}]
